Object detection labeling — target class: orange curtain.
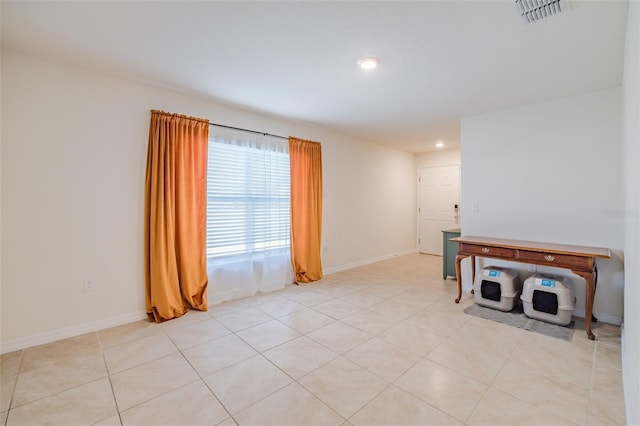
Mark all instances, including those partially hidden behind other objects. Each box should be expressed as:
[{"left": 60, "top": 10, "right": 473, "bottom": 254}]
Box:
[
  {"left": 144, "top": 110, "right": 209, "bottom": 322},
  {"left": 289, "top": 137, "right": 323, "bottom": 283}
]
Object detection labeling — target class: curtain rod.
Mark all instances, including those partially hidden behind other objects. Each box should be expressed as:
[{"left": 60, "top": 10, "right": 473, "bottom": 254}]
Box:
[{"left": 209, "top": 122, "right": 288, "bottom": 140}]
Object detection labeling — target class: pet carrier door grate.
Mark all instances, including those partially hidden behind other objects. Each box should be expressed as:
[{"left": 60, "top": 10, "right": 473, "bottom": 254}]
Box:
[
  {"left": 532, "top": 290, "right": 559, "bottom": 315},
  {"left": 481, "top": 280, "right": 502, "bottom": 302}
]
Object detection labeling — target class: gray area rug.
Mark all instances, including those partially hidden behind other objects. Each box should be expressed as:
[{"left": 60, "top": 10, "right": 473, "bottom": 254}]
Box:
[{"left": 463, "top": 303, "right": 574, "bottom": 341}]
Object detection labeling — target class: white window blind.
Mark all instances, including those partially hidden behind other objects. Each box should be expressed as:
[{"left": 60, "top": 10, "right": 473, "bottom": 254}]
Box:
[{"left": 206, "top": 134, "right": 290, "bottom": 260}]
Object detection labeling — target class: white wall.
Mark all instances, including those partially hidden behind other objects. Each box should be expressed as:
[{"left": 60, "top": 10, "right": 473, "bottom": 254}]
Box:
[
  {"left": 0, "top": 50, "right": 417, "bottom": 351},
  {"left": 415, "top": 149, "right": 461, "bottom": 169},
  {"left": 460, "top": 88, "right": 624, "bottom": 324},
  {"left": 322, "top": 138, "right": 417, "bottom": 270},
  {"left": 622, "top": 0, "right": 640, "bottom": 423}
]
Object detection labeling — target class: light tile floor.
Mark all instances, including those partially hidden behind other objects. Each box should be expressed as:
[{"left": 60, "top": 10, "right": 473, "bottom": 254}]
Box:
[{"left": 0, "top": 254, "right": 626, "bottom": 426}]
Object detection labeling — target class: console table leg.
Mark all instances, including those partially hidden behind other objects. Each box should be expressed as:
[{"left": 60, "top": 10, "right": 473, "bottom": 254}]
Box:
[
  {"left": 470, "top": 255, "right": 476, "bottom": 295},
  {"left": 454, "top": 254, "right": 467, "bottom": 303},
  {"left": 591, "top": 265, "right": 598, "bottom": 323},
  {"left": 575, "top": 270, "right": 596, "bottom": 340}
]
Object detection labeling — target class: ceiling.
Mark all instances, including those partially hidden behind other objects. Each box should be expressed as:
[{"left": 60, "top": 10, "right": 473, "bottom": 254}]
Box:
[{"left": 0, "top": 1, "right": 629, "bottom": 152}]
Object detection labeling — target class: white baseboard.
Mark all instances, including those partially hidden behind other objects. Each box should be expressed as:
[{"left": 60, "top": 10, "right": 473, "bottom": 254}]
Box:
[
  {"left": 323, "top": 249, "right": 418, "bottom": 275},
  {"left": 0, "top": 311, "right": 148, "bottom": 355},
  {"left": 571, "top": 308, "right": 622, "bottom": 325},
  {"left": 594, "top": 313, "right": 622, "bottom": 326}
]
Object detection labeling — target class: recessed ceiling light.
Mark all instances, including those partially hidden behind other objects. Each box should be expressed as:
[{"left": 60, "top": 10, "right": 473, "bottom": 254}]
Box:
[
  {"left": 435, "top": 142, "right": 444, "bottom": 148},
  {"left": 357, "top": 57, "right": 379, "bottom": 70}
]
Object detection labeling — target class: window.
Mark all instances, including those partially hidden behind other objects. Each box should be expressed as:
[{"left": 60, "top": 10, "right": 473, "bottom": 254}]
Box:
[{"left": 206, "top": 134, "right": 290, "bottom": 260}]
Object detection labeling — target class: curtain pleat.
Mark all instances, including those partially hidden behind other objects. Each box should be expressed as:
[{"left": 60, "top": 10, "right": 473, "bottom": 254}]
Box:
[
  {"left": 289, "top": 137, "right": 323, "bottom": 283},
  {"left": 145, "top": 110, "right": 209, "bottom": 322}
]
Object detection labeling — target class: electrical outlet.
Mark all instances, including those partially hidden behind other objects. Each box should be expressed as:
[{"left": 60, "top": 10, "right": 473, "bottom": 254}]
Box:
[
  {"left": 83, "top": 279, "right": 96, "bottom": 292},
  {"left": 528, "top": 264, "right": 537, "bottom": 273}
]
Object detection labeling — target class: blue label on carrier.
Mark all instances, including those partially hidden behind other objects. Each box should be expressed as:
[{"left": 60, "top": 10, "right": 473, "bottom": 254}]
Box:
[
  {"left": 488, "top": 270, "right": 500, "bottom": 277},
  {"left": 541, "top": 279, "right": 556, "bottom": 287}
]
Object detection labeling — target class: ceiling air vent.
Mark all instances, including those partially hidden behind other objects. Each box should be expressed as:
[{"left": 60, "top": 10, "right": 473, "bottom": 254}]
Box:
[{"left": 514, "top": 0, "right": 570, "bottom": 24}]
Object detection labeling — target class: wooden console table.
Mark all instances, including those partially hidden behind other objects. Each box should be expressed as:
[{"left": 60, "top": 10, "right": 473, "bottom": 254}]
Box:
[{"left": 451, "top": 236, "right": 610, "bottom": 340}]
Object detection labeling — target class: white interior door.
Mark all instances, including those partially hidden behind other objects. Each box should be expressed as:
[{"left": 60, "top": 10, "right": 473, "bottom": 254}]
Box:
[{"left": 418, "top": 165, "right": 460, "bottom": 255}]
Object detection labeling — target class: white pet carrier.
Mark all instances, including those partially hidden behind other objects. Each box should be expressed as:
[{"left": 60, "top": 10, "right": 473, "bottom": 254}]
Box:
[
  {"left": 521, "top": 273, "right": 575, "bottom": 326},
  {"left": 474, "top": 266, "right": 521, "bottom": 312}
]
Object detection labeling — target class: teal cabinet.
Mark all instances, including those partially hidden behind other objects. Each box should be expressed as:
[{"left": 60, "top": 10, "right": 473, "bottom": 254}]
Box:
[{"left": 442, "top": 229, "right": 461, "bottom": 279}]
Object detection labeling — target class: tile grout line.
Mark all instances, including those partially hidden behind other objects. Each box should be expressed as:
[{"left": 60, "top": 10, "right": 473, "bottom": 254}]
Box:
[
  {"left": 7, "top": 336, "right": 116, "bottom": 421},
  {"left": 247, "top": 302, "right": 400, "bottom": 424},
  {"left": 586, "top": 340, "right": 599, "bottom": 426},
  {"left": 2, "top": 254, "right": 624, "bottom": 425},
  {"left": 465, "top": 339, "right": 516, "bottom": 425},
  {"left": 342, "top": 380, "right": 394, "bottom": 424},
  {"left": 97, "top": 330, "right": 125, "bottom": 426},
  {"left": 163, "top": 320, "right": 237, "bottom": 425},
  {"left": 493, "top": 341, "right": 593, "bottom": 425},
  {"left": 227, "top": 340, "right": 345, "bottom": 425},
  {"left": 3, "top": 349, "right": 24, "bottom": 426},
  {"left": 106, "top": 321, "right": 202, "bottom": 422}
]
